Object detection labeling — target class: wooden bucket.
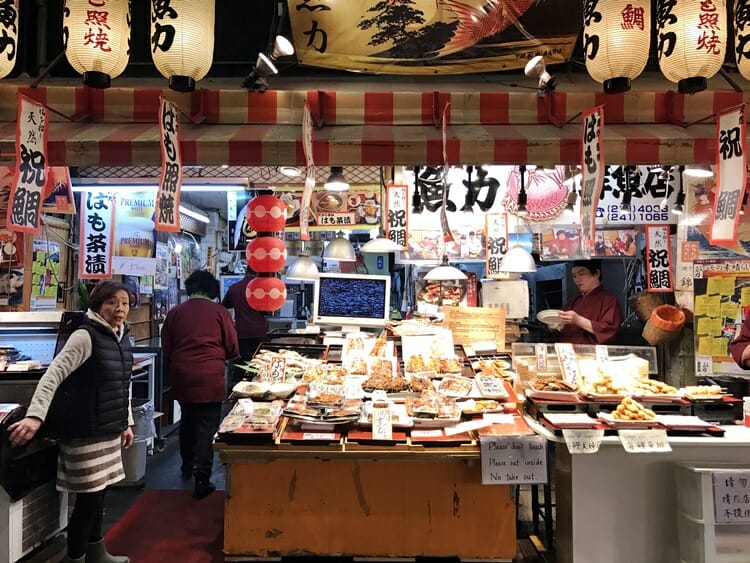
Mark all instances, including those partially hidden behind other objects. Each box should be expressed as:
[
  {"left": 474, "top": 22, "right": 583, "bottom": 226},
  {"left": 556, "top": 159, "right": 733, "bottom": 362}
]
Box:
[
  {"left": 630, "top": 291, "right": 665, "bottom": 322},
  {"left": 642, "top": 304, "right": 686, "bottom": 345}
]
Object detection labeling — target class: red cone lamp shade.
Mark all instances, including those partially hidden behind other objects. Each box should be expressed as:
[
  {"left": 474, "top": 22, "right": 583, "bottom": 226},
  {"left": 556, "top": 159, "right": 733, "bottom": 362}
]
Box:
[
  {"left": 246, "top": 276, "right": 287, "bottom": 312},
  {"left": 245, "top": 236, "right": 287, "bottom": 273},
  {"left": 247, "top": 195, "right": 286, "bottom": 233}
]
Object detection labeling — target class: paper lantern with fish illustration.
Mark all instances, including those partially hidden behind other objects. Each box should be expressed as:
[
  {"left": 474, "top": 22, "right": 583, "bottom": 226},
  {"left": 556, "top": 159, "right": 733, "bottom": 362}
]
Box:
[
  {"left": 247, "top": 195, "right": 286, "bottom": 233},
  {"left": 584, "top": 0, "right": 650, "bottom": 93},
  {"left": 656, "top": 0, "right": 726, "bottom": 94},
  {"left": 63, "top": 0, "right": 131, "bottom": 89},
  {"left": 151, "top": 0, "right": 215, "bottom": 92},
  {"left": 246, "top": 276, "right": 287, "bottom": 312},
  {"left": 0, "top": 0, "right": 18, "bottom": 79},
  {"left": 245, "top": 236, "right": 287, "bottom": 273}
]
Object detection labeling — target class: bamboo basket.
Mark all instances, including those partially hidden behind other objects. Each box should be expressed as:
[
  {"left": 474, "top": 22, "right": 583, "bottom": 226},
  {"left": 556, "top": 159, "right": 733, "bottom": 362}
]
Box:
[
  {"left": 630, "top": 291, "right": 665, "bottom": 322},
  {"left": 642, "top": 304, "right": 686, "bottom": 345}
]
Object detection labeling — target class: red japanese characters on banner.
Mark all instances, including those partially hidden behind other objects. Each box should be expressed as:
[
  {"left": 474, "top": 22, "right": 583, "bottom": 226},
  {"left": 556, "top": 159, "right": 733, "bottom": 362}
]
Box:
[
  {"left": 246, "top": 276, "right": 287, "bottom": 312},
  {"left": 79, "top": 191, "right": 115, "bottom": 280},
  {"left": 580, "top": 105, "right": 604, "bottom": 256},
  {"left": 299, "top": 101, "right": 315, "bottom": 241},
  {"left": 155, "top": 98, "right": 183, "bottom": 232},
  {"left": 7, "top": 94, "right": 48, "bottom": 233},
  {"left": 645, "top": 225, "right": 672, "bottom": 292},
  {"left": 386, "top": 184, "right": 408, "bottom": 249},
  {"left": 485, "top": 212, "right": 509, "bottom": 278},
  {"left": 245, "top": 237, "right": 287, "bottom": 273},
  {"left": 710, "top": 103, "right": 747, "bottom": 245}
]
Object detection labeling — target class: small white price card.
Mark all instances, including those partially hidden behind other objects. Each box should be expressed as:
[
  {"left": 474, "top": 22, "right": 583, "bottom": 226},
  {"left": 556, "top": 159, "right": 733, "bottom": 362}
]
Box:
[
  {"left": 269, "top": 357, "right": 286, "bottom": 384},
  {"left": 618, "top": 429, "right": 671, "bottom": 453},
  {"left": 411, "top": 430, "right": 443, "bottom": 438},
  {"left": 595, "top": 345, "right": 609, "bottom": 363},
  {"left": 302, "top": 433, "right": 336, "bottom": 441},
  {"left": 480, "top": 434, "right": 547, "bottom": 485},
  {"left": 371, "top": 403, "right": 393, "bottom": 440},
  {"left": 695, "top": 355, "right": 713, "bottom": 377},
  {"left": 562, "top": 429, "right": 604, "bottom": 454},
  {"left": 554, "top": 343, "right": 579, "bottom": 386},
  {"left": 713, "top": 470, "right": 750, "bottom": 523},
  {"left": 535, "top": 343, "right": 548, "bottom": 372}
]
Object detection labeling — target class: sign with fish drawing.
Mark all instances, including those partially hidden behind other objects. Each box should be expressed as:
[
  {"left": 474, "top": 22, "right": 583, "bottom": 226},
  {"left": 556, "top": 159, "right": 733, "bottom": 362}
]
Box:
[{"left": 287, "top": 0, "right": 582, "bottom": 74}]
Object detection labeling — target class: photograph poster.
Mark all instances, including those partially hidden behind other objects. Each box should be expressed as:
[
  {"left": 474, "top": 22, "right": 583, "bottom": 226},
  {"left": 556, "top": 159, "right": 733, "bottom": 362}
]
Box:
[{"left": 31, "top": 239, "right": 60, "bottom": 309}]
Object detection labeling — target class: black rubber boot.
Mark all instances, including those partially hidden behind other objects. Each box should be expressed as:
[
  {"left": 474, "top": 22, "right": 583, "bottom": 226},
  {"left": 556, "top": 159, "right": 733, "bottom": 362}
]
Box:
[{"left": 194, "top": 472, "right": 216, "bottom": 500}]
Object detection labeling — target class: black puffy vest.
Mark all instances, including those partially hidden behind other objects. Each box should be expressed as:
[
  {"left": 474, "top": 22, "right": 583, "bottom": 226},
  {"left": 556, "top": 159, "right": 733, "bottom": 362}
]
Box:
[{"left": 44, "top": 319, "right": 133, "bottom": 439}]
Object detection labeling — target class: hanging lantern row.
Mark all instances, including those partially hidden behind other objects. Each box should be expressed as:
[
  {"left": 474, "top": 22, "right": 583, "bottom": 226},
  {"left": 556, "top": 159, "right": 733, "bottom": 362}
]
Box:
[
  {"left": 244, "top": 195, "right": 288, "bottom": 313},
  {"left": 584, "top": 0, "right": 729, "bottom": 94}
]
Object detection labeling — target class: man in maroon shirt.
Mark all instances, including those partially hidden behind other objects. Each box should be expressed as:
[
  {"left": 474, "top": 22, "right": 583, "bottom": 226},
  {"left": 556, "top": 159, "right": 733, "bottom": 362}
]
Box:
[
  {"left": 222, "top": 267, "right": 269, "bottom": 363},
  {"left": 730, "top": 317, "right": 750, "bottom": 368},
  {"left": 161, "top": 270, "right": 239, "bottom": 498},
  {"left": 556, "top": 260, "right": 622, "bottom": 344}
]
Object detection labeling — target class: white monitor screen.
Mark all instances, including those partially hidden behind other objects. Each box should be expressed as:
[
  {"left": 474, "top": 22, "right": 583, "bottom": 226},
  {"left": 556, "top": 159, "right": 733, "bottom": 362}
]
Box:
[{"left": 312, "top": 273, "right": 391, "bottom": 329}]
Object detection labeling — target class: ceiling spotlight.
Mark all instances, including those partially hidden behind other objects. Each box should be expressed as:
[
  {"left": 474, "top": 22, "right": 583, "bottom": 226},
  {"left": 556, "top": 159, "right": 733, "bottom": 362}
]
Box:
[
  {"left": 517, "top": 165, "right": 528, "bottom": 217},
  {"left": 411, "top": 167, "right": 423, "bottom": 214},
  {"left": 279, "top": 166, "right": 301, "bottom": 178},
  {"left": 324, "top": 166, "right": 349, "bottom": 191},
  {"left": 524, "top": 55, "right": 557, "bottom": 97},
  {"left": 564, "top": 188, "right": 578, "bottom": 212},
  {"left": 242, "top": 35, "right": 295, "bottom": 92}
]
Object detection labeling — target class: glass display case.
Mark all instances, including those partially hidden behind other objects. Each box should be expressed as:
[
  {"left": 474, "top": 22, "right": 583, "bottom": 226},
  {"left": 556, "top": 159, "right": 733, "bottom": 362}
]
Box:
[{"left": 511, "top": 343, "right": 658, "bottom": 376}]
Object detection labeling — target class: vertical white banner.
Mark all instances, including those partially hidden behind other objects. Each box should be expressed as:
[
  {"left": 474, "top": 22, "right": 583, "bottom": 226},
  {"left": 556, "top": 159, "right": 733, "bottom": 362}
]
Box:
[
  {"left": 710, "top": 104, "right": 746, "bottom": 245},
  {"left": 645, "top": 224, "right": 672, "bottom": 292},
  {"left": 299, "top": 101, "right": 315, "bottom": 241},
  {"left": 485, "top": 212, "right": 508, "bottom": 278},
  {"left": 581, "top": 105, "right": 604, "bottom": 257},
  {"left": 155, "top": 98, "right": 183, "bottom": 232},
  {"left": 79, "top": 191, "right": 115, "bottom": 280},
  {"left": 7, "top": 94, "right": 48, "bottom": 233},
  {"left": 386, "top": 184, "right": 408, "bottom": 249}
]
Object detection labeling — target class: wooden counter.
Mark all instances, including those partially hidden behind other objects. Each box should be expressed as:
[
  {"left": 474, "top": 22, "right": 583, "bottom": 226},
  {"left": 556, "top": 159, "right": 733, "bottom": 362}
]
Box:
[{"left": 215, "top": 440, "right": 517, "bottom": 560}]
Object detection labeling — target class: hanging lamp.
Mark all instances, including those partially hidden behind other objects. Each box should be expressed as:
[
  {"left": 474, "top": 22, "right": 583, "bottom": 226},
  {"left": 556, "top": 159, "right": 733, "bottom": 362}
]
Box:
[
  {"left": 324, "top": 166, "right": 349, "bottom": 191},
  {"left": 151, "top": 0, "right": 215, "bottom": 92},
  {"left": 323, "top": 231, "right": 356, "bottom": 261},
  {"left": 0, "top": 1, "right": 18, "bottom": 79},
  {"left": 63, "top": 0, "right": 131, "bottom": 89},
  {"left": 424, "top": 255, "right": 467, "bottom": 281}
]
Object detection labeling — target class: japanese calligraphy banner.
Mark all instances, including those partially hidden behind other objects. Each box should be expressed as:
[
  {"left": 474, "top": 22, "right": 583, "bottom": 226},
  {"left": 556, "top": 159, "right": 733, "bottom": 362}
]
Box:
[
  {"left": 386, "top": 184, "right": 408, "bottom": 249},
  {"left": 485, "top": 213, "right": 508, "bottom": 278},
  {"left": 299, "top": 101, "right": 315, "bottom": 241},
  {"left": 580, "top": 105, "right": 604, "bottom": 257},
  {"left": 79, "top": 191, "right": 115, "bottom": 280},
  {"left": 286, "top": 0, "right": 581, "bottom": 75},
  {"left": 710, "top": 104, "right": 746, "bottom": 245},
  {"left": 155, "top": 98, "right": 183, "bottom": 232},
  {"left": 7, "top": 94, "right": 48, "bottom": 233},
  {"left": 645, "top": 224, "right": 672, "bottom": 293}
]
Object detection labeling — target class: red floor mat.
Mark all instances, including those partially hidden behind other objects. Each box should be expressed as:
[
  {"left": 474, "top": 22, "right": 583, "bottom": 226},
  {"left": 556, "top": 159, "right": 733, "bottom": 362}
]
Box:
[{"left": 104, "top": 490, "right": 224, "bottom": 563}]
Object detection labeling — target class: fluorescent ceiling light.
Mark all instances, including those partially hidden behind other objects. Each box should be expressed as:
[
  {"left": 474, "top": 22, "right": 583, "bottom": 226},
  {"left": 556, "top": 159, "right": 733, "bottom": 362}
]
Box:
[
  {"left": 71, "top": 183, "right": 247, "bottom": 192},
  {"left": 179, "top": 205, "right": 210, "bottom": 223}
]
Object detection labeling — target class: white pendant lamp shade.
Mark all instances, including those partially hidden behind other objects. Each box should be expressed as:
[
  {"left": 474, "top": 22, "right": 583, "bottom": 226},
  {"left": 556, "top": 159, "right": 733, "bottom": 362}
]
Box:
[
  {"left": 499, "top": 245, "right": 537, "bottom": 273},
  {"left": 64, "top": 0, "right": 131, "bottom": 89},
  {"left": 424, "top": 256, "right": 467, "bottom": 281},
  {"left": 584, "top": 0, "right": 651, "bottom": 93},
  {"left": 0, "top": 1, "right": 18, "bottom": 79},
  {"left": 361, "top": 236, "right": 405, "bottom": 253},
  {"left": 657, "top": 0, "right": 726, "bottom": 94},
  {"left": 286, "top": 255, "right": 319, "bottom": 281},
  {"left": 736, "top": 2, "right": 750, "bottom": 80},
  {"left": 323, "top": 233, "right": 356, "bottom": 261},
  {"left": 151, "top": 0, "right": 215, "bottom": 92}
]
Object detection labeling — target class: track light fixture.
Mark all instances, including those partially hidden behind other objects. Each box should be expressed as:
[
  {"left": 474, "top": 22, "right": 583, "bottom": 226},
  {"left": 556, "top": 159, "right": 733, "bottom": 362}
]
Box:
[
  {"left": 411, "top": 167, "right": 423, "bottom": 214},
  {"left": 242, "top": 35, "right": 295, "bottom": 92},
  {"left": 524, "top": 55, "right": 557, "bottom": 97},
  {"left": 672, "top": 165, "right": 686, "bottom": 215},
  {"left": 324, "top": 166, "right": 349, "bottom": 191},
  {"left": 517, "top": 165, "right": 528, "bottom": 217}
]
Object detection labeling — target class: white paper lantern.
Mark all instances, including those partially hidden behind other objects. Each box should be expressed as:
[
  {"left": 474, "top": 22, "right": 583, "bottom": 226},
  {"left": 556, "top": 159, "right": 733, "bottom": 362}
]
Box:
[
  {"left": 0, "top": 0, "right": 18, "bottom": 79},
  {"left": 656, "top": 0, "right": 726, "bottom": 93},
  {"left": 735, "top": 0, "right": 750, "bottom": 80},
  {"left": 584, "top": 0, "right": 651, "bottom": 93},
  {"left": 150, "top": 0, "right": 215, "bottom": 92},
  {"left": 63, "top": 0, "right": 131, "bottom": 89}
]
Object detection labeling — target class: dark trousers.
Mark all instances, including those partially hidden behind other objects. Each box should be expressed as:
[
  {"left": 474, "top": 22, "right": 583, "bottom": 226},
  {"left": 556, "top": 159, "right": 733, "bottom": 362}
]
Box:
[
  {"left": 179, "top": 401, "right": 222, "bottom": 478},
  {"left": 67, "top": 489, "right": 106, "bottom": 558}
]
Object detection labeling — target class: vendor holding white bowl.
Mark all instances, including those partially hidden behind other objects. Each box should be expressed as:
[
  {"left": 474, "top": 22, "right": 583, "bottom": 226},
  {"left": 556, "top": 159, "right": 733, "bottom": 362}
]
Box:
[{"left": 553, "top": 260, "right": 622, "bottom": 345}]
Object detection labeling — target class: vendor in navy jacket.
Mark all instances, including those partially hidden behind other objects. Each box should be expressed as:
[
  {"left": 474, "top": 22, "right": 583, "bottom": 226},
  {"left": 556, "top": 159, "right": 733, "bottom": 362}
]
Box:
[{"left": 161, "top": 270, "right": 238, "bottom": 499}]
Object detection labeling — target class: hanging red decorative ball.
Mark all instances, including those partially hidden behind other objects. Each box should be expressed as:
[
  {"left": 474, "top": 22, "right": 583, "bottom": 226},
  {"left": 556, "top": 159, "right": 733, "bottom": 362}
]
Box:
[
  {"left": 246, "top": 276, "right": 287, "bottom": 312},
  {"left": 245, "top": 236, "right": 287, "bottom": 273},
  {"left": 246, "top": 195, "right": 286, "bottom": 233}
]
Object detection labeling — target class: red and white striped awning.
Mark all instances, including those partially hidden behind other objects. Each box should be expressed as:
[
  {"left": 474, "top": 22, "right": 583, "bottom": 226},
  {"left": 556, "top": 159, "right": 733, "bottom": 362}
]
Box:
[{"left": 0, "top": 84, "right": 739, "bottom": 167}]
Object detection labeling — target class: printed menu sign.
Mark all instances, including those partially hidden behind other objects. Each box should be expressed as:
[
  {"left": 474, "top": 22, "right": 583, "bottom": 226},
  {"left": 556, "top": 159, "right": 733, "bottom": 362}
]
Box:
[
  {"left": 485, "top": 212, "right": 508, "bottom": 278},
  {"left": 645, "top": 224, "right": 672, "bottom": 292},
  {"left": 78, "top": 191, "right": 115, "bottom": 280},
  {"left": 480, "top": 434, "right": 547, "bottom": 485},
  {"left": 443, "top": 306, "right": 506, "bottom": 351},
  {"left": 713, "top": 471, "right": 750, "bottom": 523},
  {"left": 386, "top": 184, "right": 408, "bottom": 249}
]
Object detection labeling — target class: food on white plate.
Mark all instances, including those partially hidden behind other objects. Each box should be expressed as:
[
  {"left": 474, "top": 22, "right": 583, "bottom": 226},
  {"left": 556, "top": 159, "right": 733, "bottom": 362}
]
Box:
[
  {"left": 437, "top": 375, "right": 473, "bottom": 397},
  {"left": 232, "top": 380, "right": 270, "bottom": 397},
  {"left": 473, "top": 358, "right": 512, "bottom": 380},
  {"left": 405, "top": 354, "right": 427, "bottom": 373},
  {"left": 408, "top": 374, "right": 432, "bottom": 393},
  {"left": 584, "top": 374, "right": 625, "bottom": 395},
  {"left": 460, "top": 399, "right": 501, "bottom": 413},
  {"left": 611, "top": 396, "right": 656, "bottom": 421},
  {"left": 532, "top": 376, "right": 578, "bottom": 392}
]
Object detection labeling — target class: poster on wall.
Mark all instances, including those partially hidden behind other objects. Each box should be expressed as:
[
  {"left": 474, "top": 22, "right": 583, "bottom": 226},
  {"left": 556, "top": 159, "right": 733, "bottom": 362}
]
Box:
[
  {"left": 42, "top": 167, "right": 75, "bottom": 214},
  {"left": 30, "top": 239, "right": 59, "bottom": 310},
  {"left": 692, "top": 272, "right": 749, "bottom": 360}
]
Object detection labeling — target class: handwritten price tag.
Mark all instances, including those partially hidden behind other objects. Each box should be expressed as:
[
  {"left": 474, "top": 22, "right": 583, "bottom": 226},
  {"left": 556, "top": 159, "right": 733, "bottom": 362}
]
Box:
[
  {"left": 269, "top": 357, "right": 286, "bottom": 384},
  {"left": 562, "top": 429, "right": 604, "bottom": 454},
  {"left": 695, "top": 355, "right": 713, "bottom": 377},
  {"left": 535, "top": 343, "right": 548, "bottom": 372},
  {"left": 302, "top": 433, "right": 336, "bottom": 441},
  {"left": 618, "top": 429, "right": 671, "bottom": 453},
  {"left": 555, "top": 343, "right": 579, "bottom": 386},
  {"left": 595, "top": 345, "right": 609, "bottom": 363}
]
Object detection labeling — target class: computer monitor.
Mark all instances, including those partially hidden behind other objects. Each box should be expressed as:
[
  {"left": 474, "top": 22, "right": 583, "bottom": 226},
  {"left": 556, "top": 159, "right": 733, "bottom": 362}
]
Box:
[
  {"left": 312, "top": 273, "right": 391, "bottom": 332},
  {"left": 220, "top": 275, "right": 244, "bottom": 302}
]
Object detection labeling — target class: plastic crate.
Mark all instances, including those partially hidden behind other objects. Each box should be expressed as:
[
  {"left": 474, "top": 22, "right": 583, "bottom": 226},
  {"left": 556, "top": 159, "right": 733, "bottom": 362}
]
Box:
[
  {"left": 678, "top": 511, "right": 750, "bottom": 563},
  {"left": 675, "top": 463, "right": 750, "bottom": 524}
]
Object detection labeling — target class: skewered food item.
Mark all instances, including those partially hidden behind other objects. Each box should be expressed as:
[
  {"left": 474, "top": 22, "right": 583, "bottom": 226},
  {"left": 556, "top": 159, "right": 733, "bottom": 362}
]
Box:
[
  {"left": 632, "top": 379, "right": 678, "bottom": 395},
  {"left": 682, "top": 385, "right": 722, "bottom": 398},
  {"left": 585, "top": 374, "right": 624, "bottom": 395},
  {"left": 611, "top": 396, "right": 656, "bottom": 421},
  {"left": 532, "top": 376, "right": 578, "bottom": 392},
  {"left": 474, "top": 359, "right": 511, "bottom": 380}
]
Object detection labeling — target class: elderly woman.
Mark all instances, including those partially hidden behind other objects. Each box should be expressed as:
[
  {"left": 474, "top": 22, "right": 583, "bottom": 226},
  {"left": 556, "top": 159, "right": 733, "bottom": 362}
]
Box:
[{"left": 8, "top": 280, "right": 135, "bottom": 563}]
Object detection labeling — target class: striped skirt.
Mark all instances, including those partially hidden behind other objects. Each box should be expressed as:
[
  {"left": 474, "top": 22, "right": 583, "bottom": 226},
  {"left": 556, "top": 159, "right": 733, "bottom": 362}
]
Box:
[{"left": 56, "top": 436, "right": 125, "bottom": 493}]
